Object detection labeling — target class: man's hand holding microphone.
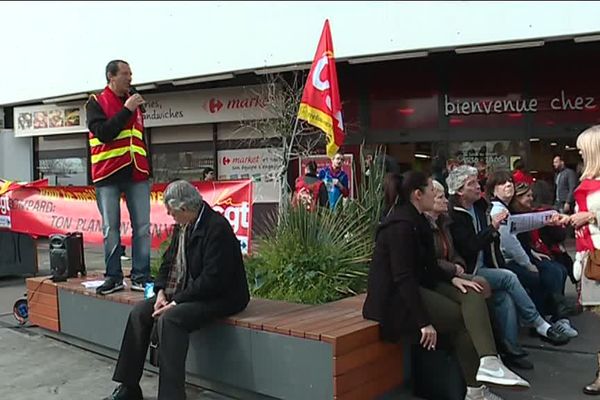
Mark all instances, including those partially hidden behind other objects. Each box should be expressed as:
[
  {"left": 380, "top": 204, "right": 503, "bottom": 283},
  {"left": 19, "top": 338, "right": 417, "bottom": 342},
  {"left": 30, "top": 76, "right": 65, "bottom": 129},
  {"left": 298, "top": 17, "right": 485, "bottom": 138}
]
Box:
[{"left": 125, "top": 87, "right": 146, "bottom": 113}]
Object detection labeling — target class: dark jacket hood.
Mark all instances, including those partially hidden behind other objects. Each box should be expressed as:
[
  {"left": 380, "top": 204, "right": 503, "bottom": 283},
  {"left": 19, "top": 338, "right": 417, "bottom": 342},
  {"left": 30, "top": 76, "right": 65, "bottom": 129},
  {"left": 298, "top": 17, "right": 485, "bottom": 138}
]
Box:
[{"left": 378, "top": 203, "right": 422, "bottom": 232}]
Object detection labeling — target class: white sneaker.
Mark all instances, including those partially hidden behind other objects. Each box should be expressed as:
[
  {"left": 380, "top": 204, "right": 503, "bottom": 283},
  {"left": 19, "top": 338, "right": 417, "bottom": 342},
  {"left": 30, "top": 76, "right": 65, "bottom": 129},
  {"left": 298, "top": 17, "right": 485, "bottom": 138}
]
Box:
[
  {"left": 476, "top": 356, "right": 530, "bottom": 388},
  {"left": 465, "top": 385, "right": 505, "bottom": 400},
  {"left": 554, "top": 318, "right": 578, "bottom": 338}
]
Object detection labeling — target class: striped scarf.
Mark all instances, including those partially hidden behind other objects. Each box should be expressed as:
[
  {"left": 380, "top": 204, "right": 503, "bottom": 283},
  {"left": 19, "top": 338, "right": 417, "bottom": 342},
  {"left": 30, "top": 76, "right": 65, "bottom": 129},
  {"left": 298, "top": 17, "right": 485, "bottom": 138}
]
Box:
[{"left": 164, "top": 224, "right": 188, "bottom": 298}]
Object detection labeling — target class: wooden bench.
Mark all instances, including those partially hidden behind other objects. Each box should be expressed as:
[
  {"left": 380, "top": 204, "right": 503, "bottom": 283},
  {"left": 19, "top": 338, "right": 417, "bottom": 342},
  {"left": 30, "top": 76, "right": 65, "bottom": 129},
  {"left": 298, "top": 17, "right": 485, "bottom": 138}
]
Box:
[{"left": 27, "top": 274, "right": 405, "bottom": 400}]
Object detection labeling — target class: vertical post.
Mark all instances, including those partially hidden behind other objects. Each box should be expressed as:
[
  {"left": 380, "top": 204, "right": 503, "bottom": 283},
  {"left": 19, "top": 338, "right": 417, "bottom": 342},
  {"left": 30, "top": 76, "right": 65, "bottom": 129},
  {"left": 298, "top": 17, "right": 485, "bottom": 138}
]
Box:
[
  {"left": 279, "top": 117, "right": 300, "bottom": 211},
  {"left": 212, "top": 123, "right": 218, "bottom": 177}
]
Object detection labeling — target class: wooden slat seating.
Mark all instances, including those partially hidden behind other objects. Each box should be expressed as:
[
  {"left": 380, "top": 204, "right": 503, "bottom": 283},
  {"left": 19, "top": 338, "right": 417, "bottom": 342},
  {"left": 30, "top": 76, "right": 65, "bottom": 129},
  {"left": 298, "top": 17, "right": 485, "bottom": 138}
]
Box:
[
  {"left": 26, "top": 277, "right": 60, "bottom": 332},
  {"left": 28, "top": 273, "right": 404, "bottom": 399}
]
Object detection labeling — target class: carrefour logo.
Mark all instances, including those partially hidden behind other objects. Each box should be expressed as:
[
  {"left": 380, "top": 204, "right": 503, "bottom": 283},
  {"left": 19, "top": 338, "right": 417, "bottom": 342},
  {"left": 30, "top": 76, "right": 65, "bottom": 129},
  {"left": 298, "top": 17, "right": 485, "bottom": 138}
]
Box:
[
  {"left": 204, "top": 95, "right": 268, "bottom": 114},
  {"left": 205, "top": 98, "right": 224, "bottom": 114}
]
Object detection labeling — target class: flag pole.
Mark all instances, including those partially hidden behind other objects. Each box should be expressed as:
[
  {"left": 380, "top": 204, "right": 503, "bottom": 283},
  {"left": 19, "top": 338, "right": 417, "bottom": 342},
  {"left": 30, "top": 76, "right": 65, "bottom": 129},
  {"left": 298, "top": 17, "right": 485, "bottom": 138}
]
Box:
[
  {"left": 279, "top": 116, "right": 300, "bottom": 209},
  {"left": 287, "top": 116, "right": 300, "bottom": 166}
]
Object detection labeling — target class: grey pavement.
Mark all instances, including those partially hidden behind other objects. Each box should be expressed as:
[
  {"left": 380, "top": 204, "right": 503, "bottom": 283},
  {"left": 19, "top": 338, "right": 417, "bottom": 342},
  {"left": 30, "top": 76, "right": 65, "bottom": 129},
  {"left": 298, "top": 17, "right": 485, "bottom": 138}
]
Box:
[
  {"left": 0, "top": 241, "right": 234, "bottom": 400},
  {"left": 0, "top": 240, "right": 598, "bottom": 399},
  {"left": 0, "top": 316, "right": 232, "bottom": 400}
]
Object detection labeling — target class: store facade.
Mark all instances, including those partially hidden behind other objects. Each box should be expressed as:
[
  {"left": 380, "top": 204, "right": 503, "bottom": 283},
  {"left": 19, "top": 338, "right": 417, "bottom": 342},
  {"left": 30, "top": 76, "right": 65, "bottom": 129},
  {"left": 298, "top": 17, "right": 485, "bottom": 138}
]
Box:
[
  {"left": 8, "top": 39, "right": 600, "bottom": 197},
  {"left": 338, "top": 40, "right": 600, "bottom": 185},
  {"left": 12, "top": 85, "right": 280, "bottom": 200}
]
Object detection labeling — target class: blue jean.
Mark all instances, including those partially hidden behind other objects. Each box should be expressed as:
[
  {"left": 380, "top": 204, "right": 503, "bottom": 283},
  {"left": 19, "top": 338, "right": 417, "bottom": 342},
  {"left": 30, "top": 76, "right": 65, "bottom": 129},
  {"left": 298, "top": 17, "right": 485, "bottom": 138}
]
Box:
[
  {"left": 95, "top": 180, "right": 151, "bottom": 281},
  {"left": 476, "top": 266, "right": 541, "bottom": 346},
  {"left": 504, "top": 259, "right": 567, "bottom": 315},
  {"left": 503, "top": 261, "right": 545, "bottom": 314},
  {"left": 534, "top": 258, "right": 567, "bottom": 296}
]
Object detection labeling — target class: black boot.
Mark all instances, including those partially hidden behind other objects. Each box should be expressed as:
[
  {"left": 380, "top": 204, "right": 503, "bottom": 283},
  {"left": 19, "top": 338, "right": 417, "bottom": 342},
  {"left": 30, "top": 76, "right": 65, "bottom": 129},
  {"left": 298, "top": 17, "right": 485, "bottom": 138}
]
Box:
[
  {"left": 498, "top": 339, "right": 528, "bottom": 359},
  {"left": 551, "top": 293, "right": 577, "bottom": 320},
  {"left": 103, "top": 384, "right": 143, "bottom": 400},
  {"left": 502, "top": 354, "right": 534, "bottom": 370}
]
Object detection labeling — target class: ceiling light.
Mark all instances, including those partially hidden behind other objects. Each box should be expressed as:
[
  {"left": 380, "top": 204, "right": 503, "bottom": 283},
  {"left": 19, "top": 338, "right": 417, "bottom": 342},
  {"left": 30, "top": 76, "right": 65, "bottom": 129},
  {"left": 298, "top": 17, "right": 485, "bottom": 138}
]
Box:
[
  {"left": 171, "top": 73, "right": 234, "bottom": 86},
  {"left": 550, "top": 142, "right": 558, "bottom": 146},
  {"left": 42, "top": 93, "right": 89, "bottom": 104},
  {"left": 414, "top": 153, "right": 431, "bottom": 159},
  {"left": 455, "top": 40, "right": 544, "bottom": 54},
  {"left": 529, "top": 138, "right": 540, "bottom": 142},
  {"left": 348, "top": 51, "right": 429, "bottom": 64},
  {"left": 254, "top": 64, "right": 312, "bottom": 75},
  {"left": 574, "top": 34, "right": 600, "bottom": 43},
  {"left": 133, "top": 83, "right": 158, "bottom": 91}
]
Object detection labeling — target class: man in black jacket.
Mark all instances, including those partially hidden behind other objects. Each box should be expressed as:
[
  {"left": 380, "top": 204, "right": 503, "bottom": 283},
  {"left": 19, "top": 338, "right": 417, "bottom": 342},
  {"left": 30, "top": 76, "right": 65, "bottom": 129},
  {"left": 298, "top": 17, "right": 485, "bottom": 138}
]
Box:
[
  {"left": 103, "top": 180, "right": 250, "bottom": 400},
  {"left": 447, "top": 166, "right": 569, "bottom": 352}
]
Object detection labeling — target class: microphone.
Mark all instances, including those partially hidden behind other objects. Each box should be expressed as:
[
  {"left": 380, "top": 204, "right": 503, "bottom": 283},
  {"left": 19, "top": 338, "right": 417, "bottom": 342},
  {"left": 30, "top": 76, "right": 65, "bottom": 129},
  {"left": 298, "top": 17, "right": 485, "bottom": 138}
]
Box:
[{"left": 129, "top": 86, "right": 146, "bottom": 113}]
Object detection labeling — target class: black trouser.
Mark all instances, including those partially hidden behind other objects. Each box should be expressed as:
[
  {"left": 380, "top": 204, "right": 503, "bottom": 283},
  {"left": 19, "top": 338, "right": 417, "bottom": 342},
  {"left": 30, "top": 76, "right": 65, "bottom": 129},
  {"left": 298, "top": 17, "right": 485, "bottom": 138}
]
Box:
[{"left": 113, "top": 297, "right": 217, "bottom": 400}]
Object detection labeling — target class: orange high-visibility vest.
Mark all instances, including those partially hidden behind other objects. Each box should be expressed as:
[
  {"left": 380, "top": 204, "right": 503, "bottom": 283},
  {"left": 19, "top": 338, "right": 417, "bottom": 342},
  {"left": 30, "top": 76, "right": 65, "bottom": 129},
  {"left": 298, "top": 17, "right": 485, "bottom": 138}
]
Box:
[{"left": 88, "top": 87, "right": 150, "bottom": 183}]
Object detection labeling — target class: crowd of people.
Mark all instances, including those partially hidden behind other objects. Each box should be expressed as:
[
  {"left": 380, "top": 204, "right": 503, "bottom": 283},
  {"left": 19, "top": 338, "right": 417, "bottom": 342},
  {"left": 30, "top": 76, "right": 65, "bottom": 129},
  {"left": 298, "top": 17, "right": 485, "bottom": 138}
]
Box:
[
  {"left": 362, "top": 125, "right": 600, "bottom": 399},
  {"left": 89, "top": 58, "right": 600, "bottom": 399}
]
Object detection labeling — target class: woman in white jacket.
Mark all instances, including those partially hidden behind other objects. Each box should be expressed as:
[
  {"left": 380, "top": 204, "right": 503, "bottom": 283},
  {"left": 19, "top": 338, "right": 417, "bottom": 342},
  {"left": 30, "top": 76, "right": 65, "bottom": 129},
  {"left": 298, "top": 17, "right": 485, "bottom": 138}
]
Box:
[{"left": 559, "top": 126, "right": 600, "bottom": 395}]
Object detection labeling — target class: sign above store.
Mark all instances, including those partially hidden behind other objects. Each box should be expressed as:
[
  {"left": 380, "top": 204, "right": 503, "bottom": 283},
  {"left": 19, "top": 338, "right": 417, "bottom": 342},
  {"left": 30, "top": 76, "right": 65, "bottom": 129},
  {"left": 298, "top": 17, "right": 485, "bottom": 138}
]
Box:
[
  {"left": 14, "top": 103, "right": 85, "bottom": 137},
  {"left": 13, "top": 85, "right": 274, "bottom": 137},
  {"left": 142, "top": 84, "right": 273, "bottom": 128},
  {"left": 444, "top": 90, "right": 598, "bottom": 116}
]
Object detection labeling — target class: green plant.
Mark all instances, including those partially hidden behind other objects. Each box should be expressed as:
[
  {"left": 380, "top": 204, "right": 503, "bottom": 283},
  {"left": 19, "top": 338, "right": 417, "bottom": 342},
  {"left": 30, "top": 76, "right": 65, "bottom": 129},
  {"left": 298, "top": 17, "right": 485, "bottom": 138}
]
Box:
[
  {"left": 150, "top": 237, "right": 172, "bottom": 278},
  {"left": 246, "top": 145, "right": 386, "bottom": 304}
]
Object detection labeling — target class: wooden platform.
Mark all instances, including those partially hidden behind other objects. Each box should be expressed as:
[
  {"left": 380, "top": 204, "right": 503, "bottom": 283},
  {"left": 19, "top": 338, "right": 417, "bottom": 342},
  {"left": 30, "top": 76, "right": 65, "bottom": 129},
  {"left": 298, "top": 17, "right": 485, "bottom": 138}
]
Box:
[
  {"left": 26, "top": 277, "right": 59, "bottom": 332},
  {"left": 27, "top": 274, "right": 405, "bottom": 399}
]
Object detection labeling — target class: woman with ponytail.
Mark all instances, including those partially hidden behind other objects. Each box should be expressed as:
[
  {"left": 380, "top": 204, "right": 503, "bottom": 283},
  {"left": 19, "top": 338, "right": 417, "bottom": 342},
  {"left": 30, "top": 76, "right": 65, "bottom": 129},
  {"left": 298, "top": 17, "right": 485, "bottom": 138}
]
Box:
[{"left": 363, "top": 171, "right": 529, "bottom": 399}]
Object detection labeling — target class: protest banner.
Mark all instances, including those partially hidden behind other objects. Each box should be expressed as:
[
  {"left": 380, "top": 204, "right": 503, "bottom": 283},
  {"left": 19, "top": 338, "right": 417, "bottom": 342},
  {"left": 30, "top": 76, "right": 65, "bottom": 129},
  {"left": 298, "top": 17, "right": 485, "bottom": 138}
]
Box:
[{"left": 0, "top": 180, "right": 253, "bottom": 254}]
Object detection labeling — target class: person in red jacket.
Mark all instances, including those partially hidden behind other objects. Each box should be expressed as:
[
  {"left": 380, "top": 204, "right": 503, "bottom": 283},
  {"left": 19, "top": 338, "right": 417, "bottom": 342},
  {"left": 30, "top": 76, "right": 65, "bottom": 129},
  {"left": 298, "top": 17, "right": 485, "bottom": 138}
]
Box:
[
  {"left": 512, "top": 159, "right": 534, "bottom": 186},
  {"left": 86, "top": 59, "right": 152, "bottom": 295},
  {"left": 292, "top": 161, "right": 328, "bottom": 211}
]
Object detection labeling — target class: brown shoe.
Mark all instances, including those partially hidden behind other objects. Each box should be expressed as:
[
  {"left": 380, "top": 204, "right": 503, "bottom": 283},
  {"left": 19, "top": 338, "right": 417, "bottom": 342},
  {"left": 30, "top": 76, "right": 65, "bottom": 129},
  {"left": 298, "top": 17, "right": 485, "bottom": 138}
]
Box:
[{"left": 583, "top": 353, "right": 600, "bottom": 395}]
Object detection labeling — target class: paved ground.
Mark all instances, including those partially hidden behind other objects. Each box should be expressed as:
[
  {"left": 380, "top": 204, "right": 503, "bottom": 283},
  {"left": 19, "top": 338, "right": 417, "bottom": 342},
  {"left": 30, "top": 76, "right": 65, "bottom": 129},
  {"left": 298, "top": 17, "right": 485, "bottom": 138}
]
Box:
[
  {"left": 0, "top": 240, "right": 598, "bottom": 399},
  {"left": 0, "top": 241, "right": 233, "bottom": 400}
]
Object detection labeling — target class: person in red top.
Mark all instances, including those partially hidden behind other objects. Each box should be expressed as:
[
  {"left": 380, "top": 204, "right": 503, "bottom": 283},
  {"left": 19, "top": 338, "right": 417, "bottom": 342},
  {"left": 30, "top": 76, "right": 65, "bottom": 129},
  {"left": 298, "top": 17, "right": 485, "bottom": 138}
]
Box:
[
  {"left": 512, "top": 159, "right": 534, "bottom": 186},
  {"left": 292, "top": 161, "right": 328, "bottom": 211},
  {"left": 86, "top": 59, "right": 152, "bottom": 295}
]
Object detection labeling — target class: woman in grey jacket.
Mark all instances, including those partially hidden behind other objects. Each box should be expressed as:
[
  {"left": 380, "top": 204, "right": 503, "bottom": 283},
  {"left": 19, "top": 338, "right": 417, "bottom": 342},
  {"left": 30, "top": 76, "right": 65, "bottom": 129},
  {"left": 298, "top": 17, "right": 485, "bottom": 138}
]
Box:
[{"left": 487, "top": 171, "right": 572, "bottom": 327}]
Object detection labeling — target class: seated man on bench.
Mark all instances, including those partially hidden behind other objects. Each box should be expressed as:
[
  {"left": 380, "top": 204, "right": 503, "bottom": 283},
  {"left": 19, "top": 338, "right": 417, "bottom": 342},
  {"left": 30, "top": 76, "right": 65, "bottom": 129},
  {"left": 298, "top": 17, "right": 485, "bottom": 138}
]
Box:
[{"left": 104, "top": 180, "right": 250, "bottom": 400}]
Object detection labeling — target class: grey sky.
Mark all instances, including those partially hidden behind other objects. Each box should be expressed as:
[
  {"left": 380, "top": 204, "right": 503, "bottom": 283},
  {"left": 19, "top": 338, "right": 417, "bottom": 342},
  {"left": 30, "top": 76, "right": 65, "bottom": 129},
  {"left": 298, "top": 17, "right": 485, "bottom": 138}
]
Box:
[{"left": 1, "top": 1, "right": 600, "bottom": 105}]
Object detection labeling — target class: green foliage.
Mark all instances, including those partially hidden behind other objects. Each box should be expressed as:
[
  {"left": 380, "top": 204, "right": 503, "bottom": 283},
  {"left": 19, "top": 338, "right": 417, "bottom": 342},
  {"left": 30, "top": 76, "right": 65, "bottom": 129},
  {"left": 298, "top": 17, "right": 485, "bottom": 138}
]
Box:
[
  {"left": 246, "top": 146, "right": 386, "bottom": 304},
  {"left": 150, "top": 236, "right": 172, "bottom": 278}
]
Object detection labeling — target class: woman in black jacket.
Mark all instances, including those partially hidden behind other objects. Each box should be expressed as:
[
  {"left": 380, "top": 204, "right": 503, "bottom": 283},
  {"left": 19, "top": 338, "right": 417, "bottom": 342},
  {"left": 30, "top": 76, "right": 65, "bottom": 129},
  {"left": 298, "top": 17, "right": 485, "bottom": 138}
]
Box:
[{"left": 363, "top": 171, "right": 529, "bottom": 399}]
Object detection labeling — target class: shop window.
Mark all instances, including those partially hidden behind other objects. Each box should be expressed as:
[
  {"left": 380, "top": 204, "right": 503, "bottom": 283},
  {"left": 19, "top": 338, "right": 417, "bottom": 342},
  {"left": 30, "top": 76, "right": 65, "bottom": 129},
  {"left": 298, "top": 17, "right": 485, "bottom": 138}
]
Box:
[
  {"left": 530, "top": 43, "right": 600, "bottom": 127},
  {"left": 151, "top": 146, "right": 214, "bottom": 183},
  {"left": 529, "top": 137, "right": 581, "bottom": 183},
  {"left": 434, "top": 140, "right": 528, "bottom": 174},
  {"left": 446, "top": 51, "right": 527, "bottom": 128},
  {"left": 367, "top": 59, "right": 439, "bottom": 130},
  {"left": 38, "top": 154, "right": 88, "bottom": 186},
  {"left": 338, "top": 65, "right": 362, "bottom": 133}
]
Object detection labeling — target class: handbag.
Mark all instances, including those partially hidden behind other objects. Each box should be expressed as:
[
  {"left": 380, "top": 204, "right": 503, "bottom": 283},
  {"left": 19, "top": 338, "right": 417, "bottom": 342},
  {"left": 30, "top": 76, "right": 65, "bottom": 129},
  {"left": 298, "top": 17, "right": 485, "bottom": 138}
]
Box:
[
  {"left": 585, "top": 249, "right": 600, "bottom": 281},
  {"left": 149, "top": 323, "right": 159, "bottom": 367}
]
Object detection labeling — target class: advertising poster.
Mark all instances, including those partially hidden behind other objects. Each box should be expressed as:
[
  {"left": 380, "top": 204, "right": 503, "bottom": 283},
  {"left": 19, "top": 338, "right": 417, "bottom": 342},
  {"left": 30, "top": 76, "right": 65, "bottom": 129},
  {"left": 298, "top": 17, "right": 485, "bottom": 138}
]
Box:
[
  {"left": 299, "top": 154, "right": 355, "bottom": 198},
  {"left": 217, "top": 147, "right": 282, "bottom": 203}
]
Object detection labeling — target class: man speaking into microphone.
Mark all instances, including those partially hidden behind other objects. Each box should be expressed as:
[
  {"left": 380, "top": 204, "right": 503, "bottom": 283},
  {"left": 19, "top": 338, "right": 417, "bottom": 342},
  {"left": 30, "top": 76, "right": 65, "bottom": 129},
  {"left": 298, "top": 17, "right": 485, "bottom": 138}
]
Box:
[{"left": 86, "top": 59, "right": 152, "bottom": 295}]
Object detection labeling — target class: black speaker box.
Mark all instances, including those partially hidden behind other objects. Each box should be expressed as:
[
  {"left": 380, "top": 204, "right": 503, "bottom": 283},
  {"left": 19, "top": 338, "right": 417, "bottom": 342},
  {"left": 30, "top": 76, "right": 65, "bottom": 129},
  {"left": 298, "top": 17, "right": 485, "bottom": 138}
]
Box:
[{"left": 49, "top": 232, "right": 86, "bottom": 282}]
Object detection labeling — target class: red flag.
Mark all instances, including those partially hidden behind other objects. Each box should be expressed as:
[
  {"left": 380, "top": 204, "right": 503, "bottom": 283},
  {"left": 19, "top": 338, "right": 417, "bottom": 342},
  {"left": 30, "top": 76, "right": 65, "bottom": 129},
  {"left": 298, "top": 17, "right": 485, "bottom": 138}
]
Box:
[
  {"left": 297, "top": 19, "right": 345, "bottom": 158},
  {"left": 0, "top": 178, "right": 48, "bottom": 196}
]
